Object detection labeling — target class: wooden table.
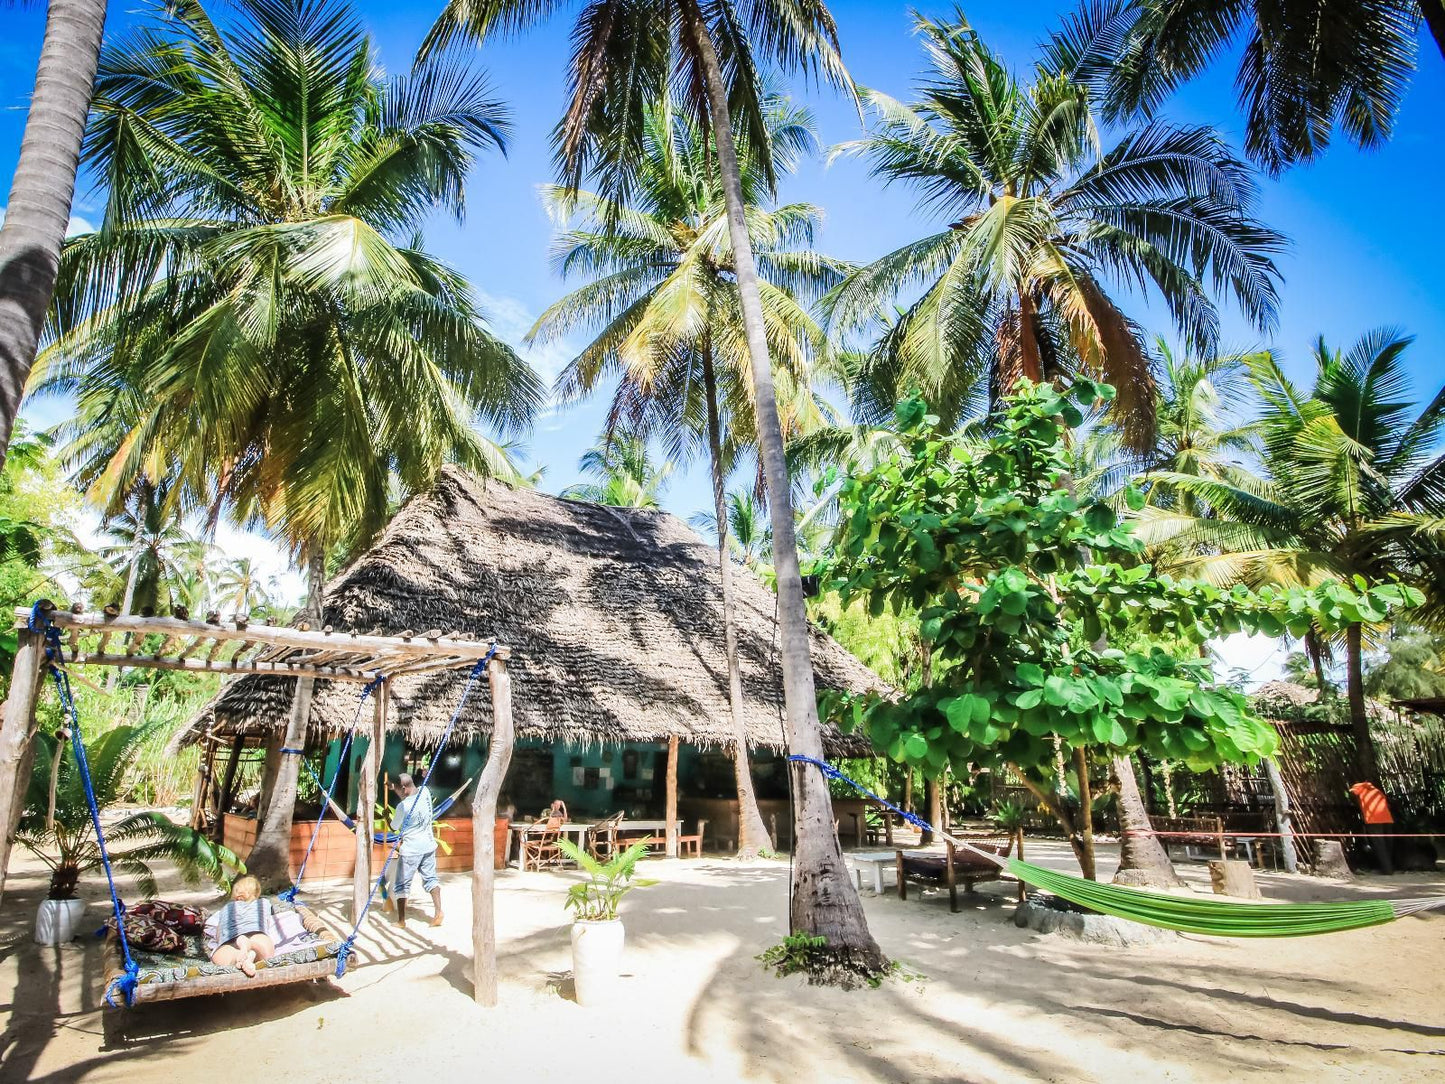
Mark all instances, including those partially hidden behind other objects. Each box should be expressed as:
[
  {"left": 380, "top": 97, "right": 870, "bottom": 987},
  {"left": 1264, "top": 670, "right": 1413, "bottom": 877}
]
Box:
[
  {"left": 613, "top": 819, "right": 680, "bottom": 853},
  {"left": 509, "top": 822, "right": 592, "bottom": 870}
]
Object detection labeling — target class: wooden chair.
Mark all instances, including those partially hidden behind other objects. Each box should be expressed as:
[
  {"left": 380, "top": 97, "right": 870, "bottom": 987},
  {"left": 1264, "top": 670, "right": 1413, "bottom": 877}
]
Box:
[
  {"left": 1153, "top": 815, "right": 1227, "bottom": 861},
  {"left": 588, "top": 811, "right": 624, "bottom": 861},
  {"left": 520, "top": 817, "right": 564, "bottom": 870},
  {"left": 677, "top": 820, "right": 703, "bottom": 857},
  {"left": 896, "top": 834, "right": 1015, "bottom": 913}
]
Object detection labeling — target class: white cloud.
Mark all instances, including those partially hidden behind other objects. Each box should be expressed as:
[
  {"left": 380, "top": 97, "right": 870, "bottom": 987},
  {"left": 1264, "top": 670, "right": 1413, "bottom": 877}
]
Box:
[{"left": 476, "top": 289, "right": 576, "bottom": 398}]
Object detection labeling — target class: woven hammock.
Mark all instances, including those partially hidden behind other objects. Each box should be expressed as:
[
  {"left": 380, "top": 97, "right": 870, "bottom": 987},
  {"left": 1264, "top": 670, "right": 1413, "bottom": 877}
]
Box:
[
  {"left": 789, "top": 756, "right": 1445, "bottom": 938},
  {"left": 1006, "top": 858, "right": 1443, "bottom": 936}
]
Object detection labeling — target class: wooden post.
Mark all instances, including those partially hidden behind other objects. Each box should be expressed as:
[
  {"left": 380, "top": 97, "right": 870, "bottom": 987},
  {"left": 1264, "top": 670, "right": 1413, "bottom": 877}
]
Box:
[
  {"left": 665, "top": 735, "right": 679, "bottom": 858},
  {"left": 214, "top": 735, "right": 245, "bottom": 841},
  {"left": 354, "top": 688, "right": 384, "bottom": 925},
  {"left": 0, "top": 628, "right": 47, "bottom": 909},
  {"left": 473, "top": 656, "right": 514, "bottom": 1007},
  {"left": 1262, "top": 756, "right": 1298, "bottom": 874}
]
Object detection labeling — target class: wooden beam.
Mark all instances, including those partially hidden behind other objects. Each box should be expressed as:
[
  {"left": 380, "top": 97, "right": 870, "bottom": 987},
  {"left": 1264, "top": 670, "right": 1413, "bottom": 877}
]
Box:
[
  {"left": 51, "top": 653, "right": 381, "bottom": 681},
  {"left": 354, "top": 690, "right": 384, "bottom": 925},
  {"left": 472, "top": 656, "right": 514, "bottom": 1007},
  {"left": 16, "top": 609, "right": 508, "bottom": 661},
  {"left": 665, "top": 735, "right": 679, "bottom": 858},
  {"left": 215, "top": 735, "right": 246, "bottom": 843},
  {"left": 0, "top": 629, "right": 49, "bottom": 909}
]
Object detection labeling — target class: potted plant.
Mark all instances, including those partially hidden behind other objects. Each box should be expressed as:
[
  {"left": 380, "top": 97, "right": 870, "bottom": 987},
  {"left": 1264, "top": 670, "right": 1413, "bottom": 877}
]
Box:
[
  {"left": 20, "top": 720, "right": 242, "bottom": 945},
  {"left": 556, "top": 839, "right": 654, "bottom": 1006}
]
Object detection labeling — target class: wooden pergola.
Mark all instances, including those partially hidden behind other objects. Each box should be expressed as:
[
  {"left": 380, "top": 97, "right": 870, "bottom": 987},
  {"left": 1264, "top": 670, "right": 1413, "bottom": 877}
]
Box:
[{"left": 0, "top": 601, "right": 516, "bottom": 1006}]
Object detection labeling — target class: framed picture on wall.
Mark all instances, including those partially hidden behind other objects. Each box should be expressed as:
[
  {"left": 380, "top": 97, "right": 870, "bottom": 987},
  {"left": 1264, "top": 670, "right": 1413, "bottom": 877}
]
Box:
[{"left": 622, "top": 750, "right": 639, "bottom": 779}]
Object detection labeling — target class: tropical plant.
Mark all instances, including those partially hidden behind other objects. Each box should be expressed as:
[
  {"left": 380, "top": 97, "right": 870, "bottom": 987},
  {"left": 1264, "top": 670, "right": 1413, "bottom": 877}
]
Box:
[
  {"left": 215, "top": 558, "right": 269, "bottom": 617},
  {"left": 33, "top": 0, "right": 541, "bottom": 889},
  {"left": 20, "top": 716, "right": 242, "bottom": 900},
  {"left": 1055, "top": 0, "right": 1431, "bottom": 175},
  {"left": 0, "top": 0, "right": 107, "bottom": 471},
  {"left": 562, "top": 437, "right": 673, "bottom": 509},
  {"left": 435, "top": 0, "right": 868, "bottom": 918},
  {"left": 826, "top": 13, "right": 1285, "bottom": 450},
  {"left": 556, "top": 839, "right": 655, "bottom": 922},
  {"left": 690, "top": 491, "right": 773, "bottom": 569},
  {"left": 1141, "top": 330, "right": 1445, "bottom": 785},
  {"left": 1365, "top": 626, "right": 1445, "bottom": 701},
  {"left": 94, "top": 480, "right": 208, "bottom": 617},
  {"left": 821, "top": 380, "right": 1421, "bottom": 879}
]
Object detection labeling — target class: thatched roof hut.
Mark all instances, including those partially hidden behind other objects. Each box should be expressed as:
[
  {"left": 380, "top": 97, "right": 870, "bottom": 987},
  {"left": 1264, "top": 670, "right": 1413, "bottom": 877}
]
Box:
[{"left": 181, "top": 469, "right": 880, "bottom": 755}]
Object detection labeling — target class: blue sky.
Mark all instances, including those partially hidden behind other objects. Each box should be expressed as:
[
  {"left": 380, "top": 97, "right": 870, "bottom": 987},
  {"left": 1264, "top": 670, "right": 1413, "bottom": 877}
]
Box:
[{"left": 2, "top": 1, "right": 1443, "bottom": 622}]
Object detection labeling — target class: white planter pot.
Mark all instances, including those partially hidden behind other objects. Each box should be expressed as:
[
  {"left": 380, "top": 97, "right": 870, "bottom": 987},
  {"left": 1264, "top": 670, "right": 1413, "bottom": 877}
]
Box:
[
  {"left": 570, "top": 918, "right": 625, "bottom": 1006},
  {"left": 34, "top": 898, "right": 86, "bottom": 945}
]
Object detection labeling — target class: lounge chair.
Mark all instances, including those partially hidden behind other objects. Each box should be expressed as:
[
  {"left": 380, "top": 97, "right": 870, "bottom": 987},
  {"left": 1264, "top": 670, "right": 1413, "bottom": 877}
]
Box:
[{"left": 896, "top": 834, "right": 1015, "bottom": 913}]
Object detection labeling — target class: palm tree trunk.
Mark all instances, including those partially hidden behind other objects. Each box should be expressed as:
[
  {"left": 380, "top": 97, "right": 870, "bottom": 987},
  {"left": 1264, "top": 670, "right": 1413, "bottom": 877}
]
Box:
[
  {"left": 681, "top": 1, "right": 883, "bottom": 974},
  {"left": 1110, "top": 754, "right": 1185, "bottom": 887},
  {"left": 0, "top": 0, "right": 108, "bottom": 471},
  {"left": 1018, "top": 291, "right": 1043, "bottom": 384},
  {"left": 246, "top": 543, "right": 325, "bottom": 890},
  {"left": 1345, "top": 622, "right": 1380, "bottom": 784},
  {"left": 702, "top": 345, "right": 773, "bottom": 857},
  {"left": 1420, "top": 0, "right": 1445, "bottom": 61}
]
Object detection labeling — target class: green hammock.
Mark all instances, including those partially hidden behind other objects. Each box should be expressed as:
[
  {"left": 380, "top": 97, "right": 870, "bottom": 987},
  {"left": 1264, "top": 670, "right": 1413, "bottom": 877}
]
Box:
[
  {"left": 789, "top": 756, "right": 1445, "bottom": 938},
  {"left": 1004, "top": 858, "right": 1441, "bottom": 937}
]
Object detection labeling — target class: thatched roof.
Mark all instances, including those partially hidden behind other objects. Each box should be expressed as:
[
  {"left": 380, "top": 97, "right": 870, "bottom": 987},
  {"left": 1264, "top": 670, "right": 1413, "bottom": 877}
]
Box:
[{"left": 181, "top": 470, "right": 881, "bottom": 755}]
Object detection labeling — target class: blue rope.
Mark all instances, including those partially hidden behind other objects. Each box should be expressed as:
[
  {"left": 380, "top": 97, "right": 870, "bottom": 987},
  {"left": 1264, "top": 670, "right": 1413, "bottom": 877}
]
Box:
[
  {"left": 280, "top": 747, "right": 306, "bottom": 756},
  {"left": 280, "top": 675, "right": 384, "bottom": 904},
  {"left": 30, "top": 604, "right": 140, "bottom": 1007},
  {"left": 333, "top": 646, "right": 496, "bottom": 977},
  {"left": 788, "top": 755, "right": 935, "bottom": 834}
]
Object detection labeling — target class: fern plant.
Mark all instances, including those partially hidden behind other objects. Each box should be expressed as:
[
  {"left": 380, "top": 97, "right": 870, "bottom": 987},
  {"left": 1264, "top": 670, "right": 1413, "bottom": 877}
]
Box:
[
  {"left": 19, "top": 717, "right": 243, "bottom": 900},
  {"left": 556, "top": 840, "right": 656, "bottom": 922}
]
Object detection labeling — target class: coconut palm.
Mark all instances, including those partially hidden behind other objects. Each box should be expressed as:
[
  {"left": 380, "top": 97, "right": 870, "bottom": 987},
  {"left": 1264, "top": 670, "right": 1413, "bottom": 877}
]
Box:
[
  {"left": 215, "top": 557, "right": 270, "bottom": 617},
  {"left": 562, "top": 437, "right": 673, "bottom": 509},
  {"left": 423, "top": 0, "right": 881, "bottom": 966},
  {"left": 827, "top": 13, "right": 1285, "bottom": 451},
  {"left": 1052, "top": 0, "right": 1429, "bottom": 176},
  {"left": 35, "top": 0, "right": 542, "bottom": 887},
  {"left": 690, "top": 490, "right": 773, "bottom": 569},
  {"left": 1144, "top": 329, "right": 1445, "bottom": 785},
  {"left": 95, "top": 480, "right": 204, "bottom": 618},
  {"left": 534, "top": 96, "right": 842, "bottom": 857},
  {"left": 0, "top": 0, "right": 107, "bottom": 472}
]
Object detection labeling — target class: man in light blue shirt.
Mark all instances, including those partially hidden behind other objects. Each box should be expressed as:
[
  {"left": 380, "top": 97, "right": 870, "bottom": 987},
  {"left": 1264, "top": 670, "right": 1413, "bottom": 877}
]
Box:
[{"left": 390, "top": 773, "right": 443, "bottom": 927}]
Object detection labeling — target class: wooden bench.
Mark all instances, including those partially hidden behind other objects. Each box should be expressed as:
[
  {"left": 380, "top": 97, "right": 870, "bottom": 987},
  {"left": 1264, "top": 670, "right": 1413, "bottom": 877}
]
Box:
[
  {"left": 1153, "top": 815, "right": 1227, "bottom": 861},
  {"left": 897, "top": 834, "right": 1015, "bottom": 913}
]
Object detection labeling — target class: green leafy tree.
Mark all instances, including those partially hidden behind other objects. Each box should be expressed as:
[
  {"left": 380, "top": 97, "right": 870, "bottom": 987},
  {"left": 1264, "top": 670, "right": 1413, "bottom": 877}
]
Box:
[
  {"left": 424, "top": 0, "right": 883, "bottom": 969},
  {"left": 35, "top": 0, "right": 542, "bottom": 889},
  {"left": 1365, "top": 626, "right": 1445, "bottom": 701},
  {"left": 215, "top": 557, "right": 270, "bottom": 617},
  {"left": 1143, "top": 330, "right": 1445, "bottom": 786},
  {"left": 827, "top": 13, "right": 1284, "bottom": 450},
  {"left": 1055, "top": 0, "right": 1431, "bottom": 175},
  {"left": 822, "top": 379, "right": 1421, "bottom": 879}
]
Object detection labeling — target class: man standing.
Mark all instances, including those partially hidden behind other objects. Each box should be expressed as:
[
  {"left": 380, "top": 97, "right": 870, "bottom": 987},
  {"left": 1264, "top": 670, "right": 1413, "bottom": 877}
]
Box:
[{"left": 391, "top": 773, "right": 445, "bottom": 926}]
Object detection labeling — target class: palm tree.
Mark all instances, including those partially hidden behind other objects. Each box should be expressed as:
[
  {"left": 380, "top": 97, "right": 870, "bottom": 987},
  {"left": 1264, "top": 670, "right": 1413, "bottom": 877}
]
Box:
[
  {"left": 690, "top": 490, "right": 773, "bottom": 569},
  {"left": 0, "top": 0, "right": 108, "bottom": 472},
  {"left": 1053, "top": 0, "right": 1430, "bottom": 176},
  {"left": 827, "top": 13, "right": 1285, "bottom": 451},
  {"left": 1144, "top": 330, "right": 1445, "bottom": 786},
  {"left": 215, "top": 557, "right": 270, "bottom": 617},
  {"left": 424, "top": 0, "right": 884, "bottom": 968},
  {"left": 35, "top": 0, "right": 542, "bottom": 887},
  {"left": 535, "top": 97, "right": 841, "bottom": 858},
  {"left": 95, "top": 480, "right": 203, "bottom": 618},
  {"left": 562, "top": 437, "right": 673, "bottom": 509}
]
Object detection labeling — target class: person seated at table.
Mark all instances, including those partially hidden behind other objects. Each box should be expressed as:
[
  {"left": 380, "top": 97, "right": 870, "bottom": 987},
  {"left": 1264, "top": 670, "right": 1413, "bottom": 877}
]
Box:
[{"left": 541, "top": 798, "right": 568, "bottom": 821}]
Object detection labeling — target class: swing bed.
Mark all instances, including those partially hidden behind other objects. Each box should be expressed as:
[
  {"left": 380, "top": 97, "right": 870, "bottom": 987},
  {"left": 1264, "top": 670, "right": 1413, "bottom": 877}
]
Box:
[{"left": 20, "top": 603, "right": 512, "bottom": 1010}]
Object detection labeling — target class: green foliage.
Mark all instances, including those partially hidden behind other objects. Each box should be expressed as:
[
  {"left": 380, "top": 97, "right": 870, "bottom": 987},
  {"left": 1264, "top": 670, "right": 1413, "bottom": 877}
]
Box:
[
  {"left": 556, "top": 839, "right": 656, "bottom": 922},
  {"left": 756, "top": 932, "right": 828, "bottom": 977},
  {"left": 1365, "top": 627, "right": 1445, "bottom": 701},
  {"left": 820, "top": 380, "right": 1422, "bottom": 783},
  {"left": 20, "top": 713, "right": 242, "bottom": 900},
  {"left": 988, "top": 800, "right": 1028, "bottom": 833}
]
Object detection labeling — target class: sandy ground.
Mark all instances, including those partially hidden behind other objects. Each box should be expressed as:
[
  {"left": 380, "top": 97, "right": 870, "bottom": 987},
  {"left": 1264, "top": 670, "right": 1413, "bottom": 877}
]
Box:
[{"left": 1, "top": 838, "right": 1442, "bottom": 1084}]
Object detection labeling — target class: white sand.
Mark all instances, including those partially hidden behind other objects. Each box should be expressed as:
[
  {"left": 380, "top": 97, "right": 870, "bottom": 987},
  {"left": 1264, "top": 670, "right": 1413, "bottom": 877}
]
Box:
[{"left": 1, "top": 840, "right": 1442, "bottom": 1083}]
